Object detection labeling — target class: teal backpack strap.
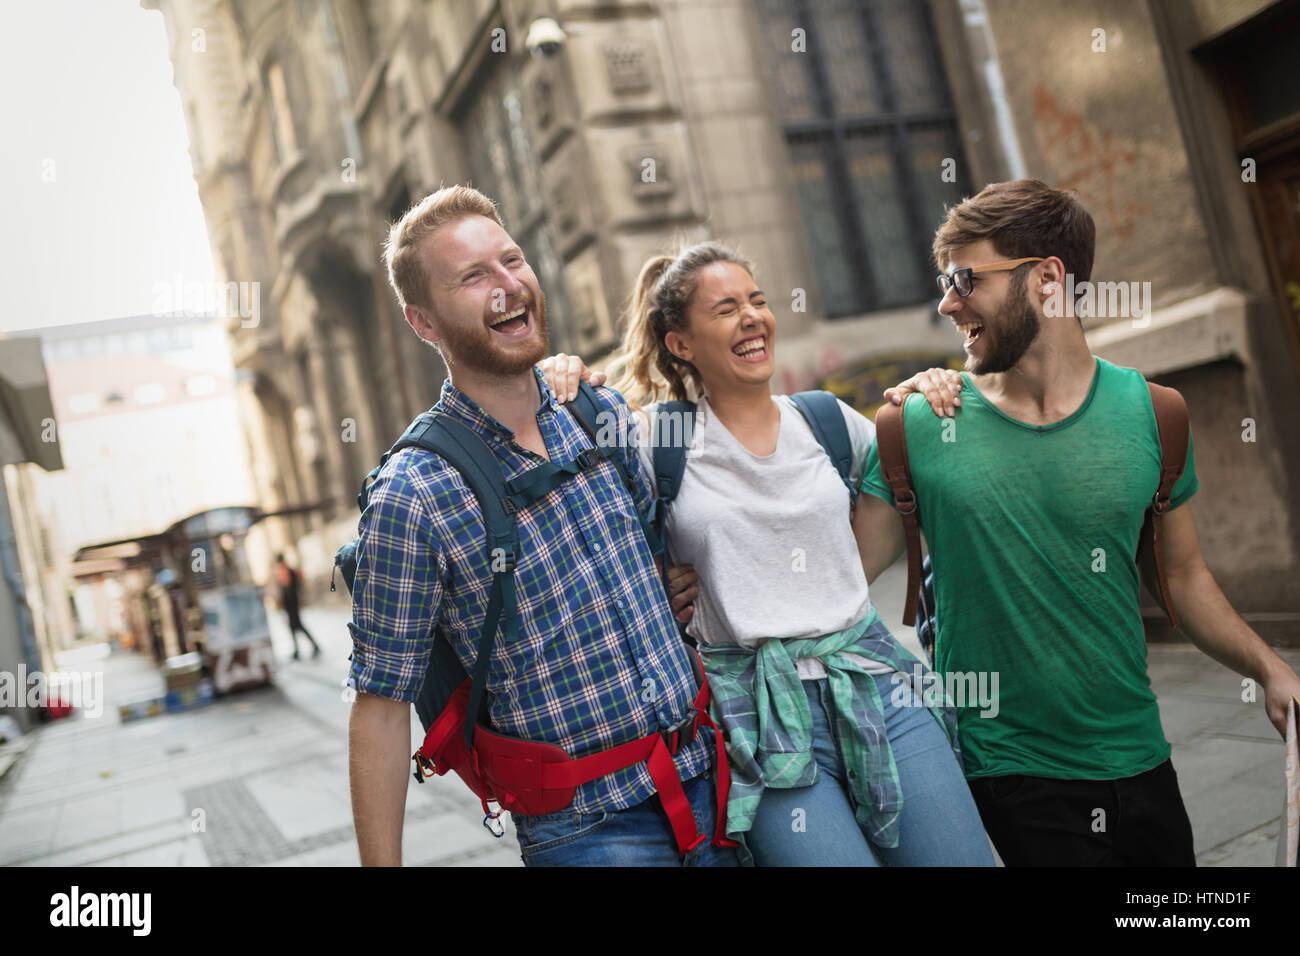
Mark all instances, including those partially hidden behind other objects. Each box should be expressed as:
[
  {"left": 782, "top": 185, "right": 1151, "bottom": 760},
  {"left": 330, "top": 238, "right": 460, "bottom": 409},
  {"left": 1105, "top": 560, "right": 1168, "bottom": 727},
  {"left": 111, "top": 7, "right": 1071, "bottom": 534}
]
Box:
[
  {"left": 398, "top": 415, "right": 521, "bottom": 751},
  {"left": 650, "top": 400, "right": 696, "bottom": 539},
  {"left": 504, "top": 444, "right": 618, "bottom": 509},
  {"left": 649, "top": 400, "right": 696, "bottom": 628},
  {"left": 334, "top": 411, "right": 441, "bottom": 594},
  {"left": 790, "top": 390, "right": 856, "bottom": 502},
  {"left": 355, "top": 411, "right": 438, "bottom": 512},
  {"left": 566, "top": 382, "right": 664, "bottom": 559}
]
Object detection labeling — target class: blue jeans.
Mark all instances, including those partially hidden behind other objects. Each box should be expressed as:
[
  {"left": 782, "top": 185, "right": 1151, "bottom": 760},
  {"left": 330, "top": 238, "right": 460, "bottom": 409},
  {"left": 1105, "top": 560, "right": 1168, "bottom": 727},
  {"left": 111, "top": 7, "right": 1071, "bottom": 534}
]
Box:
[
  {"left": 746, "top": 673, "right": 995, "bottom": 866},
  {"left": 511, "top": 771, "right": 740, "bottom": 867}
]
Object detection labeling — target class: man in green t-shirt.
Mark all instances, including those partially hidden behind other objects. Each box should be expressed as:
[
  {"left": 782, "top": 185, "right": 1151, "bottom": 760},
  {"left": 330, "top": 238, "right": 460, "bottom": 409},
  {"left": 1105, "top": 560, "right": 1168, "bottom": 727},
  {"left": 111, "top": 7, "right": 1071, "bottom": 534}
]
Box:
[{"left": 854, "top": 179, "right": 1300, "bottom": 866}]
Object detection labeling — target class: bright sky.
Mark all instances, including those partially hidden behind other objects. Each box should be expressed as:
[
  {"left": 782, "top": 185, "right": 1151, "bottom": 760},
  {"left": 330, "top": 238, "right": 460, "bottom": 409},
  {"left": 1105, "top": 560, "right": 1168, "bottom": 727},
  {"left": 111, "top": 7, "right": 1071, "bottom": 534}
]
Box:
[{"left": 0, "top": 0, "right": 213, "bottom": 333}]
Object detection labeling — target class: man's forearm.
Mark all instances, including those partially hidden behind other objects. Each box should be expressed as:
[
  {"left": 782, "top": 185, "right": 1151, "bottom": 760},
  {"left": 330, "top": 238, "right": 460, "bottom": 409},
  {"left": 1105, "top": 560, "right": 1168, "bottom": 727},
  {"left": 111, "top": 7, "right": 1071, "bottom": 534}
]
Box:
[
  {"left": 349, "top": 693, "right": 412, "bottom": 866},
  {"left": 1167, "top": 563, "right": 1290, "bottom": 686}
]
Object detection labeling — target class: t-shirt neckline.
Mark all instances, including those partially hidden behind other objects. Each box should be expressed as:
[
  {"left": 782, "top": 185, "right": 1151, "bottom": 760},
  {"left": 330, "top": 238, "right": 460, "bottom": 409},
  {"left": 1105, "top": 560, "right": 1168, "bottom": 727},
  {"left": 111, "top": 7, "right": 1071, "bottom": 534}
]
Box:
[
  {"left": 960, "top": 357, "right": 1102, "bottom": 434},
  {"left": 702, "top": 394, "right": 784, "bottom": 461}
]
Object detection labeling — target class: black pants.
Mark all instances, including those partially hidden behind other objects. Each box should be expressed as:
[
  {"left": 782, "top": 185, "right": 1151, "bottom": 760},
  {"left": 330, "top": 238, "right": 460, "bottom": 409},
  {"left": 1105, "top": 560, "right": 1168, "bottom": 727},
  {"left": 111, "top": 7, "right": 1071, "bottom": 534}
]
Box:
[
  {"left": 285, "top": 605, "right": 319, "bottom": 655},
  {"left": 968, "top": 758, "right": 1195, "bottom": 866}
]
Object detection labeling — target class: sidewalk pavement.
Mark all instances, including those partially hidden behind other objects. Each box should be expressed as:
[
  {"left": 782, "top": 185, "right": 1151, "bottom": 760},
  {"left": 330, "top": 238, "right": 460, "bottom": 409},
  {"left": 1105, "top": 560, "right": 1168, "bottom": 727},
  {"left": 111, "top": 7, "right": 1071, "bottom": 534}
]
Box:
[
  {"left": 2, "top": 573, "right": 1296, "bottom": 867},
  {"left": 0, "top": 604, "right": 519, "bottom": 867}
]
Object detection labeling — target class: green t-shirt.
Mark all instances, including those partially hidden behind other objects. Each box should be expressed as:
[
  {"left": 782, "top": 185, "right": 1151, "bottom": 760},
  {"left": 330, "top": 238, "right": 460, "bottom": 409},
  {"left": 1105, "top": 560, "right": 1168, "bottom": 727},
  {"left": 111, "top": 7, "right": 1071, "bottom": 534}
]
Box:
[{"left": 861, "top": 357, "right": 1197, "bottom": 780}]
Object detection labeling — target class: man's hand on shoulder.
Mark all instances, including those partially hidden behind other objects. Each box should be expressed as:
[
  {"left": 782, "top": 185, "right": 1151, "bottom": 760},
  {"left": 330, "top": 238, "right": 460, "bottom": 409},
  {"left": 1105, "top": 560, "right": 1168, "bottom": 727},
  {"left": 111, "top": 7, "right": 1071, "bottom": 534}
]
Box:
[{"left": 883, "top": 367, "right": 964, "bottom": 418}]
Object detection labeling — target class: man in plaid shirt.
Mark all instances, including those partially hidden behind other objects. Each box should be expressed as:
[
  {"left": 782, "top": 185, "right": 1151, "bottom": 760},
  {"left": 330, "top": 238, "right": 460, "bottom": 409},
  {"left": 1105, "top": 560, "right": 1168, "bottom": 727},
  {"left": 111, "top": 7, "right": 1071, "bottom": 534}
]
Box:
[{"left": 347, "top": 185, "right": 735, "bottom": 867}]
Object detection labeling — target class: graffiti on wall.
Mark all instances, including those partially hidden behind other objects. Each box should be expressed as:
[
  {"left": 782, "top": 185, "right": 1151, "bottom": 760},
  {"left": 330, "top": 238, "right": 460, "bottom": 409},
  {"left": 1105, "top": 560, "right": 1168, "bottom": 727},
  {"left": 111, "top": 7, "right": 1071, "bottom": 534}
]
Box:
[
  {"left": 796, "top": 350, "right": 964, "bottom": 418},
  {"left": 780, "top": 346, "right": 850, "bottom": 397},
  {"left": 1032, "top": 86, "right": 1151, "bottom": 241}
]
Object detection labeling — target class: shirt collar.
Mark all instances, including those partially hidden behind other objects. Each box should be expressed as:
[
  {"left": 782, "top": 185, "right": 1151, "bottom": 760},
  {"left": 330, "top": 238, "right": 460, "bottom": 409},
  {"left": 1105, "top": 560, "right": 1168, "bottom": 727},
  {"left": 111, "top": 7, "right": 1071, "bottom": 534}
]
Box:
[{"left": 436, "top": 366, "right": 560, "bottom": 441}]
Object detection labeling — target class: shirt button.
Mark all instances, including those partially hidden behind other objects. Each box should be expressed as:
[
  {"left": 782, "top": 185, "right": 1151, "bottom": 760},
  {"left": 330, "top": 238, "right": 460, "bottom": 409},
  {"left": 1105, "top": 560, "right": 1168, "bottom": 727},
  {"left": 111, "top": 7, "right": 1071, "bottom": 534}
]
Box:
[
  {"left": 615, "top": 599, "right": 625, "bottom": 609},
  {"left": 592, "top": 543, "right": 602, "bottom": 553}
]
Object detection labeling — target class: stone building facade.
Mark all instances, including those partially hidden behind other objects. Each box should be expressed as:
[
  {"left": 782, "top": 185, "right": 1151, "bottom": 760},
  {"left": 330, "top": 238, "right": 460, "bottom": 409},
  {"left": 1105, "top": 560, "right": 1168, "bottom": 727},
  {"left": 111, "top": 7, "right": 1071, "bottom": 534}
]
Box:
[{"left": 147, "top": 0, "right": 1299, "bottom": 639}]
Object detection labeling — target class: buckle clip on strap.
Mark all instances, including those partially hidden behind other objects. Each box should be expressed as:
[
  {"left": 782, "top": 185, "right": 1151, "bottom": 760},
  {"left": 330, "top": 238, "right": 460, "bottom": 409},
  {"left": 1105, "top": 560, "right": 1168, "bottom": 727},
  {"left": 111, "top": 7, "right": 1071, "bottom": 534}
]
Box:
[
  {"left": 661, "top": 707, "right": 698, "bottom": 755},
  {"left": 412, "top": 751, "right": 436, "bottom": 785},
  {"left": 483, "top": 808, "right": 505, "bottom": 838}
]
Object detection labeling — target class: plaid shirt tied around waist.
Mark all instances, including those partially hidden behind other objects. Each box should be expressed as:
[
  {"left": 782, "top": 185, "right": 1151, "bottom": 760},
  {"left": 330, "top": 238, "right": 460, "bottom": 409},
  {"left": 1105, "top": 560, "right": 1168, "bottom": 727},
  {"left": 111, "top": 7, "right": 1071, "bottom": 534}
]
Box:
[
  {"left": 347, "top": 368, "right": 710, "bottom": 813},
  {"left": 702, "top": 609, "right": 962, "bottom": 854}
]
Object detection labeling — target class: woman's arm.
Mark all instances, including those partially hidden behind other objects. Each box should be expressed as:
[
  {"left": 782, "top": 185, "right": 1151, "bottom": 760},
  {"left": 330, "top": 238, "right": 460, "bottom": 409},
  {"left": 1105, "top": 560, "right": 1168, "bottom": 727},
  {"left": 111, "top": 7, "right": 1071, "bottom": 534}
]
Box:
[{"left": 852, "top": 492, "right": 907, "bottom": 585}]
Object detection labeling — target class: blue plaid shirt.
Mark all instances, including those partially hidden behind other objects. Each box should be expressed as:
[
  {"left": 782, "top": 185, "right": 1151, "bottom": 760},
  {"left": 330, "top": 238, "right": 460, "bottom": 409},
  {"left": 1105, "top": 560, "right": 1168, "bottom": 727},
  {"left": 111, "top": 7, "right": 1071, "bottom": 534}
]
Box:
[{"left": 347, "top": 368, "right": 710, "bottom": 812}]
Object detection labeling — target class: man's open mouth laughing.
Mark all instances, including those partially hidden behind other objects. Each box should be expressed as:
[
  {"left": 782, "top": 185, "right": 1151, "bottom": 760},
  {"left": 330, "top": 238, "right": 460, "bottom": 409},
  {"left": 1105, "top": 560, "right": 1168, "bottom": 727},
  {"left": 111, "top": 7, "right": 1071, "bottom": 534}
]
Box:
[
  {"left": 955, "top": 321, "right": 984, "bottom": 350},
  {"left": 488, "top": 303, "right": 532, "bottom": 338}
]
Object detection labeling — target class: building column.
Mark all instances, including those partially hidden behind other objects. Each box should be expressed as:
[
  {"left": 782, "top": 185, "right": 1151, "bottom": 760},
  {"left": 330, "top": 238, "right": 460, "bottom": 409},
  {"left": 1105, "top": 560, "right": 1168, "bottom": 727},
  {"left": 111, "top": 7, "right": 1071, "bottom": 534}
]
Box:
[
  {"left": 303, "top": 328, "right": 350, "bottom": 519},
  {"left": 331, "top": 318, "right": 385, "bottom": 467},
  {"left": 283, "top": 347, "right": 326, "bottom": 517}
]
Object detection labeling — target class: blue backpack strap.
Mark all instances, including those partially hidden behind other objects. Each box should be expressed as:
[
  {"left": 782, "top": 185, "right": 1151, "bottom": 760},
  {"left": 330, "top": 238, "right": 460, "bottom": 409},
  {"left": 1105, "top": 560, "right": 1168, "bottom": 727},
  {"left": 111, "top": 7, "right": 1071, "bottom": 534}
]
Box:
[
  {"left": 565, "top": 382, "right": 664, "bottom": 559},
  {"left": 395, "top": 414, "right": 520, "bottom": 751},
  {"left": 648, "top": 400, "right": 696, "bottom": 629},
  {"left": 650, "top": 400, "right": 696, "bottom": 538},
  {"left": 335, "top": 410, "right": 443, "bottom": 594},
  {"left": 789, "top": 390, "right": 856, "bottom": 502},
  {"left": 354, "top": 411, "right": 438, "bottom": 512}
]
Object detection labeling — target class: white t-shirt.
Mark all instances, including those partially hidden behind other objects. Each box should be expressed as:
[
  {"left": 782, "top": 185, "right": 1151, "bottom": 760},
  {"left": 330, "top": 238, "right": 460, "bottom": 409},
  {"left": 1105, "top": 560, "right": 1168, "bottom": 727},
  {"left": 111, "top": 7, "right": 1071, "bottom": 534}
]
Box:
[{"left": 635, "top": 394, "right": 891, "bottom": 679}]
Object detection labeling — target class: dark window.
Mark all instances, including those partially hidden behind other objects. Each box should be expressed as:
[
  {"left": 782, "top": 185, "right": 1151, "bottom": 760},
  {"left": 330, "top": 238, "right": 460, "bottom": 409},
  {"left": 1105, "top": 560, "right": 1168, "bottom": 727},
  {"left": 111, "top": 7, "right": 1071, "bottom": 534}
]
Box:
[
  {"left": 1234, "top": 27, "right": 1300, "bottom": 130},
  {"left": 755, "top": 0, "right": 972, "bottom": 316}
]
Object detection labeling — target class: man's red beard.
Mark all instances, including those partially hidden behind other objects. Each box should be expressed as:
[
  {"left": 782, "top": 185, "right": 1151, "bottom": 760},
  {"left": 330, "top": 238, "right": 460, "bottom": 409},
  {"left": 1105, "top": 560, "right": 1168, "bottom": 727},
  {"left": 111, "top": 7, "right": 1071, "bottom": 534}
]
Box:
[{"left": 437, "top": 291, "right": 550, "bottom": 377}]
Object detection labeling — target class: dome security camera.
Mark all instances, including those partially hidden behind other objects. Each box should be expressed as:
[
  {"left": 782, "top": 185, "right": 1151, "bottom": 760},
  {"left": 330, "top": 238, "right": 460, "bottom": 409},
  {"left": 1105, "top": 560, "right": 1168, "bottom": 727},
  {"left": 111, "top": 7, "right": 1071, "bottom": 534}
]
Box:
[{"left": 525, "top": 17, "right": 567, "bottom": 58}]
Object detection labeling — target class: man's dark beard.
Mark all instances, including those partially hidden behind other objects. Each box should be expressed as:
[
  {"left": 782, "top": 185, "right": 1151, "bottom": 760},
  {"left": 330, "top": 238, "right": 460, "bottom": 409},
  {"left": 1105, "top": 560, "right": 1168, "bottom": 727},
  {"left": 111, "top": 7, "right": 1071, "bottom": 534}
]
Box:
[
  {"left": 968, "top": 268, "right": 1040, "bottom": 375},
  {"left": 438, "top": 291, "right": 550, "bottom": 377}
]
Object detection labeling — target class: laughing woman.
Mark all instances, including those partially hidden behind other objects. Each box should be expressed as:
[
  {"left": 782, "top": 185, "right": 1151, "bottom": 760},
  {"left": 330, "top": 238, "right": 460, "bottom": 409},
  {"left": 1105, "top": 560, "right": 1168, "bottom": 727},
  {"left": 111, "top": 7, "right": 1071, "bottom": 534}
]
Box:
[{"left": 542, "top": 242, "right": 993, "bottom": 867}]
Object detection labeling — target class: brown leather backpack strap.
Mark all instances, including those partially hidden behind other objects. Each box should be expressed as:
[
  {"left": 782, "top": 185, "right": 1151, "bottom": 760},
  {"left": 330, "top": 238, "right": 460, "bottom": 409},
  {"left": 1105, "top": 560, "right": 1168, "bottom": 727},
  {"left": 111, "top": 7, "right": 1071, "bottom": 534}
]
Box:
[
  {"left": 1140, "top": 382, "right": 1190, "bottom": 628},
  {"left": 875, "top": 400, "right": 923, "bottom": 626}
]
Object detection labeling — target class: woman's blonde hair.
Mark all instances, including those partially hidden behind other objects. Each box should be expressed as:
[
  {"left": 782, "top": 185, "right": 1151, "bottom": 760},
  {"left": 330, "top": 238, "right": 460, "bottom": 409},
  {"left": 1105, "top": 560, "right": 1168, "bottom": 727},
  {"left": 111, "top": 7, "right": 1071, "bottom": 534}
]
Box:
[{"left": 606, "top": 241, "right": 753, "bottom": 410}]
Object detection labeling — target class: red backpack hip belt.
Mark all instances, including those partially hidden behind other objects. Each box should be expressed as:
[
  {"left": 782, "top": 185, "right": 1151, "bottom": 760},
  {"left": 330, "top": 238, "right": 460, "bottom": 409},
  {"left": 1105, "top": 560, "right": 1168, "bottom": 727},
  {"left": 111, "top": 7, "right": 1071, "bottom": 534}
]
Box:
[{"left": 413, "top": 651, "right": 737, "bottom": 856}]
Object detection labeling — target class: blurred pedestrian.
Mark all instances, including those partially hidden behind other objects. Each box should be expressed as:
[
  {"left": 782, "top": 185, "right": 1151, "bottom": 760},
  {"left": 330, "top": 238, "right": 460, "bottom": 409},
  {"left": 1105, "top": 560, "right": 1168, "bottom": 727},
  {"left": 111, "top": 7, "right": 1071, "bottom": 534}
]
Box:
[{"left": 274, "top": 553, "right": 320, "bottom": 660}]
